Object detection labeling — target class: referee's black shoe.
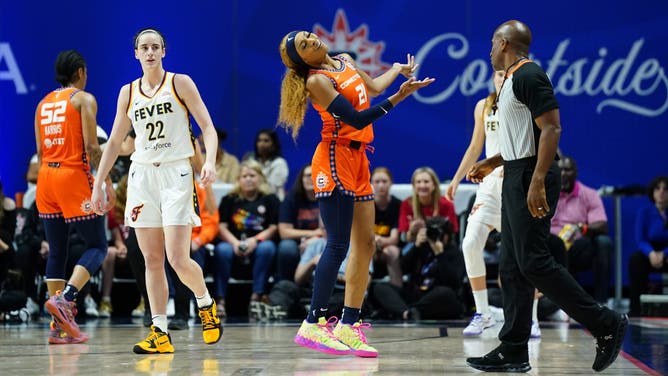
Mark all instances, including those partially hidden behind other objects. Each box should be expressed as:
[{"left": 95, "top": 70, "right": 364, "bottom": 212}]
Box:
[
  {"left": 592, "top": 313, "right": 628, "bottom": 372},
  {"left": 466, "top": 343, "right": 531, "bottom": 373}
]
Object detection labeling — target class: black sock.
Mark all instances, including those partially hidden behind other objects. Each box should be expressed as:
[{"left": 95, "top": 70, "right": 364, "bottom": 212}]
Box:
[
  {"left": 341, "top": 306, "right": 361, "bottom": 325},
  {"left": 62, "top": 284, "right": 79, "bottom": 302}
]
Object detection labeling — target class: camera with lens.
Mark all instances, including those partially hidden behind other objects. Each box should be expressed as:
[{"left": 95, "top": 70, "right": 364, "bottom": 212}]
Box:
[{"left": 425, "top": 216, "right": 452, "bottom": 242}]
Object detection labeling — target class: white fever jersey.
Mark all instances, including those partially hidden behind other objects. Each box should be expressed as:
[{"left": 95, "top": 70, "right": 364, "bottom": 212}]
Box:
[
  {"left": 483, "top": 108, "right": 503, "bottom": 178},
  {"left": 128, "top": 72, "right": 195, "bottom": 164},
  {"left": 483, "top": 109, "right": 500, "bottom": 159}
]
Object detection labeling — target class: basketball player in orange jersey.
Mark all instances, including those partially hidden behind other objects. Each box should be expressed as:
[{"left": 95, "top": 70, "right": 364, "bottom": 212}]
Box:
[
  {"left": 34, "top": 50, "right": 116, "bottom": 344},
  {"left": 278, "top": 30, "right": 435, "bottom": 357},
  {"left": 91, "top": 28, "right": 221, "bottom": 354}
]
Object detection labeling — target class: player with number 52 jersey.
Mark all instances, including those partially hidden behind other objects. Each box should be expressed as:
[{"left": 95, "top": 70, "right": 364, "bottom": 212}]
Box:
[{"left": 34, "top": 50, "right": 114, "bottom": 345}]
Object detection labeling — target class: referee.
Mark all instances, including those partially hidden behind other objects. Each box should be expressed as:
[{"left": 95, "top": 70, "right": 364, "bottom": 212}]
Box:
[{"left": 464, "top": 20, "right": 628, "bottom": 373}]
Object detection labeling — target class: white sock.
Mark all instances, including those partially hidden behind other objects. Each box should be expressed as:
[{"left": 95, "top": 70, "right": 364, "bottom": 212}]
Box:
[
  {"left": 195, "top": 291, "right": 213, "bottom": 309},
  {"left": 152, "top": 315, "right": 168, "bottom": 333},
  {"left": 532, "top": 298, "right": 539, "bottom": 322},
  {"left": 472, "top": 289, "right": 489, "bottom": 315}
]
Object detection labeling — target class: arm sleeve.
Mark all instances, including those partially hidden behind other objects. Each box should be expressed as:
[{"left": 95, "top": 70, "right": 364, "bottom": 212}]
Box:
[
  {"left": 326, "top": 94, "right": 394, "bottom": 130},
  {"left": 513, "top": 63, "right": 560, "bottom": 119}
]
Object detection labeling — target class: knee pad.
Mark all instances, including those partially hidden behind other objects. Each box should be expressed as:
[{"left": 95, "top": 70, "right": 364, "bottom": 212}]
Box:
[
  {"left": 462, "top": 221, "right": 490, "bottom": 278},
  {"left": 77, "top": 246, "right": 107, "bottom": 275}
]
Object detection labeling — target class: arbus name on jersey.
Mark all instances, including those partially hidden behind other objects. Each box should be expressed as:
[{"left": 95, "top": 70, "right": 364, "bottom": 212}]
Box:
[
  {"left": 339, "top": 73, "right": 361, "bottom": 90},
  {"left": 133, "top": 102, "right": 174, "bottom": 122},
  {"left": 44, "top": 124, "right": 62, "bottom": 136}
]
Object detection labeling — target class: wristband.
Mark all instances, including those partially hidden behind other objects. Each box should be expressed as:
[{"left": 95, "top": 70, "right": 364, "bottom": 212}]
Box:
[{"left": 255, "top": 234, "right": 264, "bottom": 242}]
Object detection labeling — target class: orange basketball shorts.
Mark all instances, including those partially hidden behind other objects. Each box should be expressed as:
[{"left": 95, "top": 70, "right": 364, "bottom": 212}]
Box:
[
  {"left": 311, "top": 141, "right": 373, "bottom": 201},
  {"left": 36, "top": 164, "right": 97, "bottom": 221}
]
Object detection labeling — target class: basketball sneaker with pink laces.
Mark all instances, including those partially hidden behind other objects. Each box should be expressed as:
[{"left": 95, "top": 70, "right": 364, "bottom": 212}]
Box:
[
  {"left": 294, "top": 317, "right": 351, "bottom": 355},
  {"left": 48, "top": 321, "right": 89, "bottom": 344},
  {"left": 332, "top": 321, "right": 378, "bottom": 358},
  {"left": 45, "top": 290, "right": 81, "bottom": 338}
]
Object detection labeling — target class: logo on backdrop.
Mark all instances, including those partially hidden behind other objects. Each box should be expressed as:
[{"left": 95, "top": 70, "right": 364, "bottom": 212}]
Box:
[
  {"left": 412, "top": 34, "right": 668, "bottom": 117},
  {"left": 0, "top": 43, "right": 28, "bottom": 94},
  {"left": 313, "top": 9, "right": 391, "bottom": 77},
  {"left": 313, "top": 10, "right": 667, "bottom": 118}
]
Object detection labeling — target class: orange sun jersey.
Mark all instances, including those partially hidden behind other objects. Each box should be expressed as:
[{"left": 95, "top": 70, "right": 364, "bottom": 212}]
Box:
[
  {"left": 310, "top": 56, "right": 374, "bottom": 144},
  {"left": 37, "top": 87, "right": 89, "bottom": 170}
]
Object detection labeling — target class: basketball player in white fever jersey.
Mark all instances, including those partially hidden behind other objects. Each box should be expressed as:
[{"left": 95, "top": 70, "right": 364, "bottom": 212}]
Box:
[
  {"left": 447, "top": 70, "right": 542, "bottom": 338},
  {"left": 91, "top": 27, "right": 222, "bottom": 354}
]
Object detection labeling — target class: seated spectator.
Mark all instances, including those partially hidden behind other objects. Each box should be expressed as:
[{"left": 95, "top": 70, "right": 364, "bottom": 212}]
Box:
[
  {"left": 211, "top": 128, "right": 240, "bottom": 184},
  {"left": 276, "top": 163, "right": 324, "bottom": 281},
  {"left": 550, "top": 156, "right": 613, "bottom": 303},
  {"left": 628, "top": 176, "right": 668, "bottom": 316},
  {"left": 373, "top": 216, "right": 465, "bottom": 320},
  {"left": 0, "top": 179, "right": 17, "bottom": 293},
  {"left": 398, "top": 167, "right": 459, "bottom": 254},
  {"left": 371, "top": 167, "right": 402, "bottom": 287},
  {"left": 216, "top": 160, "right": 279, "bottom": 317},
  {"left": 242, "top": 129, "right": 289, "bottom": 200}
]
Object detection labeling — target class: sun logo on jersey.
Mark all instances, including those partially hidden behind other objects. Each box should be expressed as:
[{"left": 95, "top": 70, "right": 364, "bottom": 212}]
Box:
[
  {"left": 130, "top": 203, "right": 145, "bottom": 222},
  {"left": 80, "top": 199, "right": 93, "bottom": 214},
  {"left": 313, "top": 9, "right": 391, "bottom": 77},
  {"left": 315, "top": 171, "right": 329, "bottom": 190}
]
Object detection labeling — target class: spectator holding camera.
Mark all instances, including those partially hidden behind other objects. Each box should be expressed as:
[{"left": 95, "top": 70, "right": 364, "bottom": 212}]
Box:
[
  {"left": 372, "top": 216, "right": 465, "bottom": 320},
  {"left": 398, "top": 167, "right": 459, "bottom": 255}
]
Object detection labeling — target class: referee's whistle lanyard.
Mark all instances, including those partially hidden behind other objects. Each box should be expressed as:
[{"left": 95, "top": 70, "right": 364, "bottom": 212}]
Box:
[{"left": 492, "top": 58, "right": 533, "bottom": 115}]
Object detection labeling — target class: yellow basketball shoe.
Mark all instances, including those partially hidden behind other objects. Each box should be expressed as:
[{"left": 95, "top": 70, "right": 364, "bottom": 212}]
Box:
[
  {"left": 294, "top": 317, "right": 351, "bottom": 355},
  {"left": 133, "top": 325, "right": 174, "bottom": 354},
  {"left": 332, "top": 321, "right": 378, "bottom": 358},
  {"left": 198, "top": 301, "right": 223, "bottom": 344}
]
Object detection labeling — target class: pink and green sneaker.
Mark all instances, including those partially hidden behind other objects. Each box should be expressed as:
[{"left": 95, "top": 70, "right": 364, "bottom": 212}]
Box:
[
  {"left": 48, "top": 321, "right": 89, "bottom": 344},
  {"left": 294, "top": 317, "right": 351, "bottom": 355},
  {"left": 333, "top": 321, "right": 378, "bottom": 358}
]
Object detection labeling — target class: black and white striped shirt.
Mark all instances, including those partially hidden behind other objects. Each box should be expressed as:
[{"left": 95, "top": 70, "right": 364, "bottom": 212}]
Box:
[{"left": 497, "top": 62, "right": 559, "bottom": 161}]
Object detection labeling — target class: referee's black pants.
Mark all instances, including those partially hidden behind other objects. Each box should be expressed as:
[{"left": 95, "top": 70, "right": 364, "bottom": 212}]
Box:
[{"left": 499, "top": 157, "right": 617, "bottom": 346}]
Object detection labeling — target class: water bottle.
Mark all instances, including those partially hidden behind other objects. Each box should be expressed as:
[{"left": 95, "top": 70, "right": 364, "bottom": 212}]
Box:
[
  {"left": 558, "top": 223, "right": 584, "bottom": 250},
  {"left": 239, "top": 233, "right": 250, "bottom": 265}
]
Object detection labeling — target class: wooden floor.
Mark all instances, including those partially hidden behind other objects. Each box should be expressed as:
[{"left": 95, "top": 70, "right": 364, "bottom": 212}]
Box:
[{"left": 0, "top": 318, "right": 662, "bottom": 375}]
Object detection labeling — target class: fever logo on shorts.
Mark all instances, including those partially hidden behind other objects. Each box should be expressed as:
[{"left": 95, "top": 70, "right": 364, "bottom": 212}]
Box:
[
  {"left": 130, "top": 203, "right": 145, "bottom": 222},
  {"left": 316, "top": 171, "right": 329, "bottom": 190},
  {"left": 80, "top": 199, "right": 93, "bottom": 214}
]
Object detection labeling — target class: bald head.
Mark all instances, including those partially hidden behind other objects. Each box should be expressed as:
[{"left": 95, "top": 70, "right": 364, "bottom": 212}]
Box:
[{"left": 495, "top": 20, "right": 532, "bottom": 56}]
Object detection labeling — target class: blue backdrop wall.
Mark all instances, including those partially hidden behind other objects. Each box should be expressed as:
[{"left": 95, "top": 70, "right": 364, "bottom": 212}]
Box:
[{"left": 1, "top": 0, "right": 666, "bottom": 287}]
